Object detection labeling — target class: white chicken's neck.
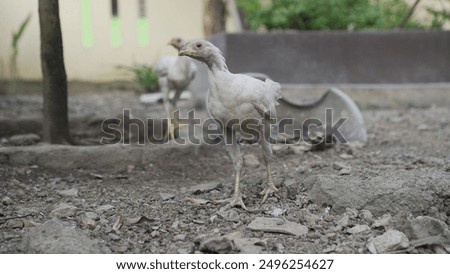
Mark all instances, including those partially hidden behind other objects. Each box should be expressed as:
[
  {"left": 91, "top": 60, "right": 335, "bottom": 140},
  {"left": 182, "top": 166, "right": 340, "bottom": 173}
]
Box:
[{"left": 206, "top": 52, "right": 229, "bottom": 73}]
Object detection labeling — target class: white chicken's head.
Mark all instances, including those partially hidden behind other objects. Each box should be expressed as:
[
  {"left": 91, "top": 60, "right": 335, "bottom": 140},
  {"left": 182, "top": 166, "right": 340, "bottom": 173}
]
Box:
[
  {"left": 179, "top": 40, "right": 218, "bottom": 63},
  {"left": 168, "top": 37, "right": 185, "bottom": 51}
]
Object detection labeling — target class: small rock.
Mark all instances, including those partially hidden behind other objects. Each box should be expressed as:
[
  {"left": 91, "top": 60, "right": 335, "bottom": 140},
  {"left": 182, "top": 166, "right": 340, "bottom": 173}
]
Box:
[
  {"left": 56, "top": 188, "right": 79, "bottom": 198},
  {"left": 367, "top": 230, "right": 409, "bottom": 254},
  {"left": 417, "top": 124, "right": 429, "bottom": 131},
  {"left": 160, "top": 192, "right": 175, "bottom": 201},
  {"left": 274, "top": 242, "right": 285, "bottom": 253},
  {"left": 339, "top": 153, "right": 354, "bottom": 159},
  {"left": 336, "top": 214, "right": 350, "bottom": 229},
  {"left": 171, "top": 220, "right": 179, "bottom": 229},
  {"left": 185, "top": 197, "right": 210, "bottom": 205},
  {"left": 199, "top": 237, "right": 235, "bottom": 254},
  {"left": 335, "top": 244, "right": 356, "bottom": 253},
  {"left": 151, "top": 231, "right": 160, "bottom": 238},
  {"left": 247, "top": 217, "right": 308, "bottom": 236},
  {"left": 193, "top": 219, "right": 205, "bottom": 225},
  {"left": 36, "top": 191, "right": 47, "bottom": 198},
  {"left": 108, "top": 233, "right": 121, "bottom": 241},
  {"left": 405, "top": 216, "right": 450, "bottom": 240},
  {"left": 243, "top": 154, "right": 260, "bottom": 168},
  {"left": 174, "top": 234, "right": 186, "bottom": 241},
  {"left": 333, "top": 161, "right": 350, "bottom": 171},
  {"left": 188, "top": 182, "right": 222, "bottom": 194},
  {"left": 297, "top": 209, "right": 321, "bottom": 227},
  {"left": 373, "top": 213, "right": 392, "bottom": 228},
  {"left": 96, "top": 205, "right": 115, "bottom": 213},
  {"left": 81, "top": 217, "right": 96, "bottom": 230},
  {"left": 339, "top": 168, "right": 351, "bottom": 175},
  {"left": 8, "top": 133, "right": 40, "bottom": 146},
  {"left": 323, "top": 245, "right": 337, "bottom": 253},
  {"left": 110, "top": 244, "right": 128, "bottom": 253},
  {"left": 51, "top": 203, "right": 78, "bottom": 218},
  {"left": 360, "top": 210, "right": 374, "bottom": 223},
  {"left": 22, "top": 219, "right": 107, "bottom": 253},
  {"left": 127, "top": 165, "right": 135, "bottom": 173},
  {"left": 231, "top": 237, "right": 265, "bottom": 254},
  {"left": 218, "top": 206, "right": 240, "bottom": 223},
  {"left": 345, "top": 208, "right": 359, "bottom": 218},
  {"left": 22, "top": 219, "right": 40, "bottom": 228},
  {"left": 85, "top": 212, "right": 99, "bottom": 221},
  {"left": 325, "top": 232, "right": 337, "bottom": 239},
  {"left": 288, "top": 145, "right": 309, "bottom": 154},
  {"left": 63, "top": 175, "right": 77, "bottom": 183},
  {"left": 126, "top": 215, "right": 154, "bottom": 226},
  {"left": 5, "top": 219, "right": 24, "bottom": 229},
  {"left": 2, "top": 196, "right": 13, "bottom": 205},
  {"left": 268, "top": 207, "right": 286, "bottom": 217},
  {"left": 347, "top": 224, "right": 371, "bottom": 234}
]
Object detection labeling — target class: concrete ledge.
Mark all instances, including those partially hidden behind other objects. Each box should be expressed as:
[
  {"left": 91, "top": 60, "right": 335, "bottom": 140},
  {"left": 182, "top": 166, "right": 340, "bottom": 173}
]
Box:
[{"left": 0, "top": 144, "right": 226, "bottom": 173}]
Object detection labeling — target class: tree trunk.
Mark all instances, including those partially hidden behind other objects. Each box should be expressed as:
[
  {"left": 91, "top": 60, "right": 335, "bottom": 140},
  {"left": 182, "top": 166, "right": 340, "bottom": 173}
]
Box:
[
  {"left": 38, "top": 0, "right": 71, "bottom": 144},
  {"left": 204, "top": 0, "right": 227, "bottom": 36}
]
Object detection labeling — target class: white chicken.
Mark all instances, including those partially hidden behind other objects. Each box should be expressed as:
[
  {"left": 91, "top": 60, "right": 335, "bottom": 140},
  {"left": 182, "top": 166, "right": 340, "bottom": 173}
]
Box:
[
  {"left": 180, "top": 40, "right": 282, "bottom": 210},
  {"left": 155, "top": 38, "right": 197, "bottom": 140}
]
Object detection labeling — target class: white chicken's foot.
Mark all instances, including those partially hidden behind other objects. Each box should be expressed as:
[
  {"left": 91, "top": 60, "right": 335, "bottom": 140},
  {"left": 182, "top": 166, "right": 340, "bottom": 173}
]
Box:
[
  {"left": 260, "top": 183, "right": 278, "bottom": 204},
  {"left": 214, "top": 191, "right": 248, "bottom": 210}
]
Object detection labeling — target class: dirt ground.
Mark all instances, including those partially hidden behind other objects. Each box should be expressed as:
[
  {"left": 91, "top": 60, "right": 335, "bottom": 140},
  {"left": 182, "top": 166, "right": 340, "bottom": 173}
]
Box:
[{"left": 0, "top": 91, "right": 449, "bottom": 254}]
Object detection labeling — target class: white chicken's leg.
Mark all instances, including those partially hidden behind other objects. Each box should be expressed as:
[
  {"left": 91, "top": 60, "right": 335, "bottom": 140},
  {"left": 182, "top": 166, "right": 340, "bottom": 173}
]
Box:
[
  {"left": 215, "top": 128, "right": 247, "bottom": 210},
  {"left": 168, "top": 89, "right": 183, "bottom": 140},
  {"left": 161, "top": 79, "right": 175, "bottom": 141},
  {"left": 259, "top": 139, "right": 278, "bottom": 203}
]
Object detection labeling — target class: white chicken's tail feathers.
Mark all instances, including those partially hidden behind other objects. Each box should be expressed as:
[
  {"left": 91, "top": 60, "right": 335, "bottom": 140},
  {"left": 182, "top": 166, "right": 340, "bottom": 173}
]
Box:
[
  {"left": 265, "top": 78, "right": 283, "bottom": 100},
  {"left": 264, "top": 78, "right": 282, "bottom": 104}
]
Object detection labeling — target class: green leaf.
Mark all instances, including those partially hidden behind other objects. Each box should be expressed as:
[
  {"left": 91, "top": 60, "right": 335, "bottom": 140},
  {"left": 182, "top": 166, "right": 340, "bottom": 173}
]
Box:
[{"left": 12, "top": 13, "right": 32, "bottom": 56}]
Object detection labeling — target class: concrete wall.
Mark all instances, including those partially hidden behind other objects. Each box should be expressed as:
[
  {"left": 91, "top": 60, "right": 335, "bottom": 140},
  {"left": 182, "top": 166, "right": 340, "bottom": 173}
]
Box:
[{"left": 209, "top": 30, "right": 450, "bottom": 84}]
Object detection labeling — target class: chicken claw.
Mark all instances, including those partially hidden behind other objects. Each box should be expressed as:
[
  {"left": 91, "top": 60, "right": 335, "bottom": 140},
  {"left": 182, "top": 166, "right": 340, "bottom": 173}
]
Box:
[
  {"left": 214, "top": 192, "right": 248, "bottom": 211},
  {"left": 260, "top": 184, "right": 278, "bottom": 204}
]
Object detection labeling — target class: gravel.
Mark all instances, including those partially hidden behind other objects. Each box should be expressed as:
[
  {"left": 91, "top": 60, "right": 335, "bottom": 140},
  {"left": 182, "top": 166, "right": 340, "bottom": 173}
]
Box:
[{"left": 0, "top": 92, "right": 449, "bottom": 254}]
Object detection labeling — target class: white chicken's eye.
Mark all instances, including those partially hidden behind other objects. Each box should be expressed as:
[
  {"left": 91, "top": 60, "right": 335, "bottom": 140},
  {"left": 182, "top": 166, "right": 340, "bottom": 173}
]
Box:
[{"left": 196, "top": 43, "right": 202, "bottom": 48}]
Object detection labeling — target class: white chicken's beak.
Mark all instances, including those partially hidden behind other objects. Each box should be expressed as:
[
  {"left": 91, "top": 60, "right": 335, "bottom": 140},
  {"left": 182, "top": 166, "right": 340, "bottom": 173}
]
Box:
[{"left": 178, "top": 48, "right": 190, "bottom": 57}]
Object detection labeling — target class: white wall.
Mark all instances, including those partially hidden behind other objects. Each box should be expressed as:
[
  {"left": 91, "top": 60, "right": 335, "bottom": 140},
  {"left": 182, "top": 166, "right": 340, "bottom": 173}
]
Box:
[{"left": 0, "top": 0, "right": 207, "bottom": 81}]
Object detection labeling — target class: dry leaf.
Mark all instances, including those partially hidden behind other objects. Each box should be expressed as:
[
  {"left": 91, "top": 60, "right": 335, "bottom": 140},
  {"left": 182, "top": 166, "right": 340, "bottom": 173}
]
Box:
[
  {"left": 185, "top": 197, "right": 210, "bottom": 205},
  {"left": 125, "top": 216, "right": 154, "bottom": 226}
]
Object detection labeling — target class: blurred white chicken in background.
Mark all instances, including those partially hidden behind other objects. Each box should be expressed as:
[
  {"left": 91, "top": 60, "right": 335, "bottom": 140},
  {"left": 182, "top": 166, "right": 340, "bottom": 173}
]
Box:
[{"left": 155, "top": 38, "right": 197, "bottom": 140}]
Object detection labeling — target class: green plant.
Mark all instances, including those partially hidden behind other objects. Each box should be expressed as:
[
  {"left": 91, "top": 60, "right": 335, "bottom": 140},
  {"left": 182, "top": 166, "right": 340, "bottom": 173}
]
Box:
[
  {"left": 236, "top": 0, "right": 425, "bottom": 30},
  {"left": 426, "top": 0, "right": 450, "bottom": 29},
  {"left": 9, "top": 13, "right": 32, "bottom": 92},
  {"left": 121, "top": 64, "right": 159, "bottom": 93}
]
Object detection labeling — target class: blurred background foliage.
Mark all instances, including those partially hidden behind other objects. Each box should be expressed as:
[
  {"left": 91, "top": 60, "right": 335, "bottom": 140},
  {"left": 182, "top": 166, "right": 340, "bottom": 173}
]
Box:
[
  {"left": 119, "top": 64, "right": 159, "bottom": 93},
  {"left": 236, "top": 0, "right": 449, "bottom": 30}
]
